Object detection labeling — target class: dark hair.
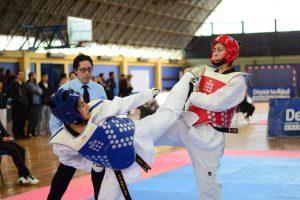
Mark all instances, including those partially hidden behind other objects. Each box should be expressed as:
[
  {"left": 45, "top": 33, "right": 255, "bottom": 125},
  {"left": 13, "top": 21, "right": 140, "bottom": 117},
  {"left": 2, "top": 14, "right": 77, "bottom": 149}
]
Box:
[
  {"left": 5, "top": 69, "right": 11, "bottom": 77},
  {"left": 60, "top": 73, "right": 67, "bottom": 81},
  {"left": 73, "top": 54, "right": 93, "bottom": 70},
  {"left": 28, "top": 72, "right": 34, "bottom": 79},
  {"left": 16, "top": 70, "right": 23, "bottom": 76},
  {"left": 98, "top": 73, "right": 104, "bottom": 77},
  {"left": 41, "top": 72, "right": 47, "bottom": 77},
  {"left": 109, "top": 71, "right": 114, "bottom": 76},
  {"left": 69, "top": 71, "right": 76, "bottom": 77}
]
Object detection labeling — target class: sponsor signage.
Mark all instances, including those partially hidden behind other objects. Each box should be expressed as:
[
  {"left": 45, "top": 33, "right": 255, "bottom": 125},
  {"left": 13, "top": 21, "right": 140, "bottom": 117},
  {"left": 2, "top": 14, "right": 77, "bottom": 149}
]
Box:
[
  {"left": 268, "top": 99, "right": 300, "bottom": 137},
  {"left": 249, "top": 87, "right": 294, "bottom": 101}
]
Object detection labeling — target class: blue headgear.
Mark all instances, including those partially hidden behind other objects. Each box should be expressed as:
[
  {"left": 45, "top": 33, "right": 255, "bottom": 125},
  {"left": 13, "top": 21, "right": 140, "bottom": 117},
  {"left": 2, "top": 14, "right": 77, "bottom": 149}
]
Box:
[{"left": 50, "top": 89, "right": 84, "bottom": 123}]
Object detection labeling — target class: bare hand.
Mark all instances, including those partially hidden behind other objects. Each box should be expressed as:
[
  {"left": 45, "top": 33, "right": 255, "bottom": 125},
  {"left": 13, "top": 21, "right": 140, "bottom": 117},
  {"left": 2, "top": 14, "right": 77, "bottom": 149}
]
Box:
[{"left": 2, "top": 136, "right": 14, "bottom": 142}]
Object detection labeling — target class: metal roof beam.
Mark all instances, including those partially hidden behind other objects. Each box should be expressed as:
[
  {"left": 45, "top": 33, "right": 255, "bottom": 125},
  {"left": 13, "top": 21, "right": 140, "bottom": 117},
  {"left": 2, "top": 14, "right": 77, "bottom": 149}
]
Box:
[{"left": 81, "top": 0, "right": 202, "bottom": 24}]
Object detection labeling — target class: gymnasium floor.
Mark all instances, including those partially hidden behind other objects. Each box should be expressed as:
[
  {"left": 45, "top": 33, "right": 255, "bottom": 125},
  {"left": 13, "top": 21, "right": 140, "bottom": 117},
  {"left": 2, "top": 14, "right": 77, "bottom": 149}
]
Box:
[{"left": 1, "top": 102, "right": 300, "bottom": 199}]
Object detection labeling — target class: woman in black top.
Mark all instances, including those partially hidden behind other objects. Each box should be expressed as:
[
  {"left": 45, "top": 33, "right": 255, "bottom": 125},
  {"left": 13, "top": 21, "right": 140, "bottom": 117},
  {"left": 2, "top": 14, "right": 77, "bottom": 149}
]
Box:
[{"left": 0, "top": 120, "right": 39, "bottom": 184}]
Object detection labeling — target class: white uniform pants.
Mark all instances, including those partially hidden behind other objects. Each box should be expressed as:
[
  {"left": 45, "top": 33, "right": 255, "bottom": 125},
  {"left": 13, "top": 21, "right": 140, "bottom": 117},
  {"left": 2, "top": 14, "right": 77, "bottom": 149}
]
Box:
[
  {"left": 155, "top": 119, "right": 225, "bottom": 200},
  {"left": 97, "top": 72, "right": 195, "bottom": 200}
]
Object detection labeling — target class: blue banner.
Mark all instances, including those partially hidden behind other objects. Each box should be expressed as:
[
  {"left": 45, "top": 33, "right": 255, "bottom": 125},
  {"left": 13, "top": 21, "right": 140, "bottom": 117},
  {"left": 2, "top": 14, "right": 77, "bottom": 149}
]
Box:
[
  {"left": 268, "top": 98, "right": 300, "bottom": 137},
  {"left": 249, "top": 86, "right": 295, "bottom": 101}
]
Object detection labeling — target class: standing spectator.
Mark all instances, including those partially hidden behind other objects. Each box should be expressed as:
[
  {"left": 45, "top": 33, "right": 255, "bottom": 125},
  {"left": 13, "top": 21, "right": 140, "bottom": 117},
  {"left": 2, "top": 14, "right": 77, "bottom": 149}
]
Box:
[
  {"left": 127, "top": 74, "right": 133, "bottom": 95},
  {"left": 69, "top": 71, "right": 76, "bottom": 81},
  {"left": 118, "top": 74, "right": 128, "bottom": 97},
  {"left": 26, "top": 72, "right": 42, "bottom": 137},
  {"left": 97, "top": 73, "right": 106, "bottom": 86},
  {"left": 10, "top": 70, "right": 27, "bottom": 139},
  {"left": 37, "top": 72, "right": 52, "bottom": 136},
  {"left": 48, "top": 54, "right": 107, "bottom": 200},
  {"left": 119, "top": 74, "right": 133, "bottom": 97},
  {"left": 105, "top": 71, "right": 116, "bottom": 100},
  {"left": 0, "top": 68, "right": 4, "bottom": 82},
  {"left": 57, "top": 73, "right": 67, "bottom": 90},
  {"left": 5, "top": 69, "right": 15, "bottom": 95},
  {"left": 5, "top": 69, "right": 16, "bottom": 125},
  {"left": 0, "top": 80, "right": 7, "bottom": 129},
  {"left": 97, "top": 73, "right": 110, "bottom": 98}
]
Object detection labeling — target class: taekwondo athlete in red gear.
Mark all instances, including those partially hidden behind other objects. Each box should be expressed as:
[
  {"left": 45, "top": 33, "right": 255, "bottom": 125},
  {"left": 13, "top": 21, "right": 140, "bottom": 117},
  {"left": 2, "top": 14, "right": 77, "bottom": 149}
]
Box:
[
  {"left": 154, "top": 35, "right": 251, "bottom": 200},
  {"left": 48, "top": 70, "right": 201, "bottom": 200}
]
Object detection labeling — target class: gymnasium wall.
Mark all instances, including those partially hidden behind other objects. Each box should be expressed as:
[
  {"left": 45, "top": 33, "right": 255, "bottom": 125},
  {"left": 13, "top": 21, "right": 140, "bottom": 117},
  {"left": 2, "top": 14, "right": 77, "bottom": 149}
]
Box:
[
  {"left": 161, "top": 66, "right": 182, "bottom": 90},
  {"left": 0, "top": 51, "right": 185, "bottom": 91}
]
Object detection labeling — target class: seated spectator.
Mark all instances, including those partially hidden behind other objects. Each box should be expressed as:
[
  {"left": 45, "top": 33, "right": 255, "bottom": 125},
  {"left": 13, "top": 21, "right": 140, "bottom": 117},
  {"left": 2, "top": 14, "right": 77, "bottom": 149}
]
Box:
[{"left": 0, "top": 120, "right": 39, "bottom": 184}]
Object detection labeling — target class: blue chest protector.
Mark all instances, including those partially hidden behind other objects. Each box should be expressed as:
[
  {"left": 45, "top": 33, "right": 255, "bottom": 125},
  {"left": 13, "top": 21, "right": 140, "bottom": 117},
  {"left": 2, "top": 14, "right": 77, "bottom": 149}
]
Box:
[{"left": 78, "top": 116, "right": 136, "bottom": 170}]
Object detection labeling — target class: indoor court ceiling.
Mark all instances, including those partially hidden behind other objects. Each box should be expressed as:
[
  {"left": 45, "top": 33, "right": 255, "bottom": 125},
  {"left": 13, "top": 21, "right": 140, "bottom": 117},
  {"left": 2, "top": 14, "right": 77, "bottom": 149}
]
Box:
[{"left": 0, "top": 0, "right": 221, "bottom": 49}]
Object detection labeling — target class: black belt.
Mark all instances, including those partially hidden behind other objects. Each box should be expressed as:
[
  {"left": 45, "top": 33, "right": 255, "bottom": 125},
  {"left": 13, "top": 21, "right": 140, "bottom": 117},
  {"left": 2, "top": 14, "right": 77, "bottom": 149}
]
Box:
[
  {"left": 114, "top": 153, "right": 151, "bottom": 200},
  {"left": 135, "top": 154, "right": 151, "bottom": 172},
  {"left": 114, "top": 170, "right": 132, "bottom": 200},
  {"left": 212, "top": 126, "right": 238, "bottom": 134}
]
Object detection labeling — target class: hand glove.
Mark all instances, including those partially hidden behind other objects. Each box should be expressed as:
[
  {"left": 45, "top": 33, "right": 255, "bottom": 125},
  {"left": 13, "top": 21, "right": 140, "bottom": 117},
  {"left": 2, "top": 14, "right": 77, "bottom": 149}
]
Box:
[
  {"left": 184, "top": 65, "right": 207, "bottom": 78},
  {"left": 92, "top": 163, "right": 104, "bottom": 172},
  {"left": 151, "top": 88, "right": 160, "bottom": 97}
]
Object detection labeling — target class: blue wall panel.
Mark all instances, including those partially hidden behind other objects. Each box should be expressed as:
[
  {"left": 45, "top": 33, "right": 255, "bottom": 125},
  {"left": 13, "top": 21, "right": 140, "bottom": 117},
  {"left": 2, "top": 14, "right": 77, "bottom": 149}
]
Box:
[
  {"left": 161, "top": 67, "right": 182, "bottom": 89},
  {"left": 252, "top": 67, "right": 293, "bottom": 88},
  {"left": 128, "top": 66, "right": 154, "bottom": 88},
  {"left": 30, "top": 63, "right": 36, "bottom": 73},
  {"left": 41, "top": 64, "right": 64, "bottom": 91},
  {"left": 0, "top": 62, "right": 19, "bottom": 74},
  {"left": 69, "top": 64, "right": 73, "bottom": 74},
  {"left": 254, "top": 68, "right": 274, "bottom": 87},
  {"left": 274, "top": 68, "right": 292, "bottom": 87}
]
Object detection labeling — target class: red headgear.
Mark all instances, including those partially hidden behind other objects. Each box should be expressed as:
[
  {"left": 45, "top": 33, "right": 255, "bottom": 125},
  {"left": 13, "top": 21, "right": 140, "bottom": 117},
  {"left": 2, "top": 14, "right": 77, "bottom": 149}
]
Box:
[{"left": 211, "top": 35, "right": 239, "bottom": 65}]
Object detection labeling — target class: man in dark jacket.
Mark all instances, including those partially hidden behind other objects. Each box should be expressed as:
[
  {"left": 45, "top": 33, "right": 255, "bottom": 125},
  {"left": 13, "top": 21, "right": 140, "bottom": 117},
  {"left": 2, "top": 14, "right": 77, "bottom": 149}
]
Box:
[
  {"left": 37, "top": 72, "right": 52, "bottom": 135},
  {"left": 10, "top": 70, "right": 27, "bottom": 139},
  {"left": 105, "top": 71, "right": 116, "bottom": 100}
]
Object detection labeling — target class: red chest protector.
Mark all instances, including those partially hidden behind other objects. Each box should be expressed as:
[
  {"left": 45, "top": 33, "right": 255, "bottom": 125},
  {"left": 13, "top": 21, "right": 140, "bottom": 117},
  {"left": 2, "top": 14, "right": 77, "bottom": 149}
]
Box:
[{"left": 188, "top": 67, "right": 243, "bottom": 128}]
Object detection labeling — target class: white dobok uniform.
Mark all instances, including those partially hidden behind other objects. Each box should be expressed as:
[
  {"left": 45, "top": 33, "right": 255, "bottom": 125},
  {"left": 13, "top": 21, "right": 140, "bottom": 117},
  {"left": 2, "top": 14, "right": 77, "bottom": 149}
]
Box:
[
  {"left": 154, "top": 66, "right": 249, "bottom": 200},
  {"left": 50, "top": 72, "right": 195, "bottom": 200}
]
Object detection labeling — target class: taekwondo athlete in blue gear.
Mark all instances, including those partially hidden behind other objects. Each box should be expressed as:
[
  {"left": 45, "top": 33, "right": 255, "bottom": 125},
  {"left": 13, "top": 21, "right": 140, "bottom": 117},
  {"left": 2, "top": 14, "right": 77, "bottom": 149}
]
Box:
[
  {"left": 48, "top": 70, "right": 202, "bottom": 200},
  {"left": 48, "top": 54, "right": 108, "bottom": 200}
]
